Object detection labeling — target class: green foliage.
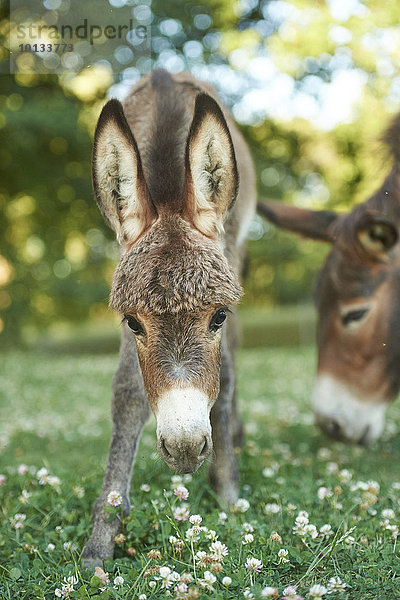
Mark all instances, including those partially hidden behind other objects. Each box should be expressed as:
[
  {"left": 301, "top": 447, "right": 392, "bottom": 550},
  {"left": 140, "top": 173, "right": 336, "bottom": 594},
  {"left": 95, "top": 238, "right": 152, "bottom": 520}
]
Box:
[{"left": 1, "top": 348, "right": 400, "bottom": 598}]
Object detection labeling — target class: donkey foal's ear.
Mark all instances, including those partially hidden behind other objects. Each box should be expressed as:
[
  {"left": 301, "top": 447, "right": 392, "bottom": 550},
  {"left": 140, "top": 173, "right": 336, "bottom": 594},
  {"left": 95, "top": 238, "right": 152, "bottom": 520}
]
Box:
[
  {"left": 92, "top": 99, "right": 155, "bottom": 245},
  {"left": 184, "top": 93, "right": 238, "bottom": 237}
]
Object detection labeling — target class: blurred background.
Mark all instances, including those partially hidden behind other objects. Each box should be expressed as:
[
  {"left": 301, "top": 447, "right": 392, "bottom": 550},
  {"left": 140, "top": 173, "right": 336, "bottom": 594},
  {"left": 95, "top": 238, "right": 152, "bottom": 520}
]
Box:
[{"left": 1, "top": 0, "right": 400, "bottom": 352}]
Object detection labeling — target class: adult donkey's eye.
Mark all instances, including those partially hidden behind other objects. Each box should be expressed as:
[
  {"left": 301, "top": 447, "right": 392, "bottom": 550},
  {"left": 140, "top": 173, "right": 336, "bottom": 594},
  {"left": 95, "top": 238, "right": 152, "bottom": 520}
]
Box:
[
  {"left": 341, "top": 308, "right": 369, "bottom": 327},
  {"left": 209, "top": 309, "right": 227, "bottom": 332},
  {"left": 125, "top": 316, "right": 145, "bottom": 335}
]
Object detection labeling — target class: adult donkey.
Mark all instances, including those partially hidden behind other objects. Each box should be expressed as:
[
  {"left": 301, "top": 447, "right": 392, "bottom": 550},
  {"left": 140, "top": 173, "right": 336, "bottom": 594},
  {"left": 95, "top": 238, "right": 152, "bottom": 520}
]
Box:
[
  {"left": 258, "top": 116, "right": 400, "bottom": 446},
  {"left": 83, "top": 70, "right": 256, "bottom": 562}
]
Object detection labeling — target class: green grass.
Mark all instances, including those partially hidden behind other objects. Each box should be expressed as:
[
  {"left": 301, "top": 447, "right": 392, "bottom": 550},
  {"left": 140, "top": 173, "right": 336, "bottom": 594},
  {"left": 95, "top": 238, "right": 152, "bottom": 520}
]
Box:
[{"left": 1, "top": 348, "right": 400, "bottom": 599}]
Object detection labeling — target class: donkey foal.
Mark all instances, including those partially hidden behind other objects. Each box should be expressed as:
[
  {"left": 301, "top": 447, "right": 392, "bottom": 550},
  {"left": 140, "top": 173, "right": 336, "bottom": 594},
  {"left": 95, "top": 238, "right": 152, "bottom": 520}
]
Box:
[{"left": 82, "top": 70, "right": 256, "bottom": 563}]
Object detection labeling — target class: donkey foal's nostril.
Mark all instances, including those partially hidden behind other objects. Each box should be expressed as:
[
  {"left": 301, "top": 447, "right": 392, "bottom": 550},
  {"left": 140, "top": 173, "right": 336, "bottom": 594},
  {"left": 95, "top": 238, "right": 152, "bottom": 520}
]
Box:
[
  {"left": 199, "top": 437, "right": 208, "bottom": 457},
  {"left": 161, "top": 438, "right": 172, "bottom": 459}
]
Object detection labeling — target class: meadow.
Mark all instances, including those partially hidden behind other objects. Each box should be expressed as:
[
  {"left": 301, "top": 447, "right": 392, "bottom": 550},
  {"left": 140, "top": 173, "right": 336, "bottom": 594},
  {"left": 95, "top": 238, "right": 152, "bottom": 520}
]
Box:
[{"left": 1, "top": 347, "right": 400, "bottom": 599}]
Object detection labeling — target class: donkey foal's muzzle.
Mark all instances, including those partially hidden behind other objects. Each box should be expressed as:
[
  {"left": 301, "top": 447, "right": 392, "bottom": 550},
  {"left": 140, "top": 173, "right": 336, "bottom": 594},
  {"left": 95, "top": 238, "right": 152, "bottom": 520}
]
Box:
[{"left": 156, "top": 387, "right": 213, "bottom": 473}]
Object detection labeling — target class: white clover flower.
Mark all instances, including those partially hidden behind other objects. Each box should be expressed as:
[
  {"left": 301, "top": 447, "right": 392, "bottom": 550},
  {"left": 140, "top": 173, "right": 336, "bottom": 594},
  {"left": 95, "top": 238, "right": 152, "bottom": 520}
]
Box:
[
  {"left": 19, "top": 489, "right": 31, "bottom": 504},
  {"left": 293, "top": 512, "right": 309, "bottom": 536},
  {"left": 48, "top": 475, "right": 61, "bottom": 488},
  {"left": 157, "top": 566, "right": 180, "bottom": 589},
  {"left": 317, "top": 487, "right": 333, "bottom": 500},
  {"left": 173, "top": 504, "right": 189, "bottom": 521},
  {"left": 195, "top": 550, "right": 207, "bottom": 562},
  {"left": 282, "top": 585, "right": 302, "bottom": 599},
  {"left": 113, "top": 575, "right": 124, "bottom": 587},
  {"left": 277, "top": 548, "right": 289, "bottom": 564},
  {"left": 317, "top": 447, "right": 332, "bottom": 460},
  {"left": 319, "top": 524, "right": 333, "bottom": 538},
  {"left": 138, "top": 595, "right": 147, "bottom": 600},
  {"left": 55, "top": 575, "right": 78, "bottom": 597},
  {"left": 261, "top": 586, "right": 278, "bottom": 597},
  {"left": 327, "top": 576, "right": 347, "bottom": 593},
  {"left": 242, "top": 533, "right": 254, "bottom": 545},
  {"left": 309, "top": 583, "right": 327, "bottom": 598},
  {"left": 382, "top": 508, "right": 395, "bottom": 520},
  {"left": 198, "top": 570, "right": 216, "bottom": 591},
  {"left": 63, "top": 541, "right": 78, "bottom": 551},
  {"left": 265, "top": 503, "right": 280, "bottom": 514},
  {"left": 149, "top": 581, "right": 156, "bottom": 588},
  {"left": 222, "top": 576, "right": 232, "bottom": 585},
  {"left": 0, "top": 474, "right": 6, "bottom": 486},
  {"left": 386, "top": 524, "right": 399, "bottom": 538},
  {"left": 344, "top": 535, "right": 355, "bottom": 546},
  {"left": 174, "top": 484, "right": 189, "bottom": 501},
  {"left": 10, "top": 513, "right": 26, "bottom": 529},
  {"left": 245, "top": 557, "right": 263, "bottom": 573},
  {"left": 234, "top": 498, "right": 250, "bottom": 512},
  {"left": 46, "top": 543, "right": 55, "bottom": 552},
  {"left": 338, "top": 469, "right": 352, "bottom": 483},
  {"left": 262, "top": 467, "right": 276, "bottom": 478},
  {"left": 209, "top": 540, "right": 228, "bottom": 560},
  {"left": 36, "top": 468, "right": 49, "bottom": 485},
  {"left": 326, "top": 462, "right": 338, "bottom": 474},
  {"left": 205, "top": 528, "right": 218, "bottom": 540},
  {"left": 367, "top": 480, "right": 380, "bottom": 493},
  {"left": 189, "top": 514, "right": 202, "bottom": 526},
  {"left": 171, "top": 475, "right": 183, "bottom": 485},
  {"left": 55, "top": 526, "right": 64, "bottom": 533},
  {"left": 106, "top": 490, "right": 122, "bottom": 507},
  {"left": 305, "top": 524, "right": 318, "bottom": 539},
  {"left": 175, "top": 583, "right": 188, "bottom": 598},
  {"left": 218, "top": 511, "right": 228, "bottom": 523},
  {"left": 140, "top": 484, "right": 150, "bottom": 492},
  {"left": 242, "top": 522, "right": 254, "bottom": 533},
  {"left": 18, "top": 464, "right": 29, "bottom": 476},
  {"left": 244, "top": 589, "right": 254, "bottom": 598},
  {"left": 185, "top": 527, "right": 200, "bottom": 542}
]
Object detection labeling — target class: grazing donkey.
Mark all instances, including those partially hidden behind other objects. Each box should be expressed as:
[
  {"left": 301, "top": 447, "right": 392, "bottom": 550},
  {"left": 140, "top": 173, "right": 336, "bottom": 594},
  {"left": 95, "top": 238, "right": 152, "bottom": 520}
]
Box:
[
  {"left": 258, "top": 116, "right": 400, "bottom": 446},
  {"left": 83, "top": 70, "right": 256, "bottom": 562}
]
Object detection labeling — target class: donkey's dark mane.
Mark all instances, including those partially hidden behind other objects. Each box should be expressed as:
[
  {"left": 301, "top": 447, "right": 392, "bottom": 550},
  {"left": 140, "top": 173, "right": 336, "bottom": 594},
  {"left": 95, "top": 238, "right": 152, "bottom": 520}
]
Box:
[{"left": 144, "top": 70, "right": 190, "bottom": 211}]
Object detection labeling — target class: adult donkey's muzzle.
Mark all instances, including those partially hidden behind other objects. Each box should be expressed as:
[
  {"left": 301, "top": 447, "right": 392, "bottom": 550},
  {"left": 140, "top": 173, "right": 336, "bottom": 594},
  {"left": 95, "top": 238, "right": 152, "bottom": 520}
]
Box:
[{"left": 156, "top": 387, "right": 213, "bottom": 473}]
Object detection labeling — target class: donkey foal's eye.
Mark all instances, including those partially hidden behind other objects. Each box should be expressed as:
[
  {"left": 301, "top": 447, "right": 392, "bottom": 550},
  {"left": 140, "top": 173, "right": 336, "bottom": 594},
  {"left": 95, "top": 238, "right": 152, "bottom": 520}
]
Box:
[
  {"left": 209, "top": 309, "right": 227, "bottom": 332},
  {"left": 341, "top": 308, "right": 369, "bottom": 327},
  {"left": 125, "top": 316, "right": 144, "bottom": 335}
]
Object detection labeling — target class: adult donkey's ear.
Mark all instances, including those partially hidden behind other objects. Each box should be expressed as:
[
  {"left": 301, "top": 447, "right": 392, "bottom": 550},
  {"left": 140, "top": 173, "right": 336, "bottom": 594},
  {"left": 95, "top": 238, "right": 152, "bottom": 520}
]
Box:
[
  {"left": 257, "top": 201, "right": 338, "bottom": 242},
  {"left": 92, "top": 99, "right": 156, "bottom": 245},
  {"left": 184, "top": 93, "right": 239, "bottom": 237},
  {"left": 355, "top": 211, "right": 398, "bottom": 260}
]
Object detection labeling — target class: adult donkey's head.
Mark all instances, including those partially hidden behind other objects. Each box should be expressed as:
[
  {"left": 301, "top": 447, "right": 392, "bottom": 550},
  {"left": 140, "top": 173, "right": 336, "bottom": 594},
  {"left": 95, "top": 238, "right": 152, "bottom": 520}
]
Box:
[
  {"left": 92, "top": 90, "right": 241, "bottom": 473},
  {"left": 258, "top": 117, "right": 400, "bottom": 444}
]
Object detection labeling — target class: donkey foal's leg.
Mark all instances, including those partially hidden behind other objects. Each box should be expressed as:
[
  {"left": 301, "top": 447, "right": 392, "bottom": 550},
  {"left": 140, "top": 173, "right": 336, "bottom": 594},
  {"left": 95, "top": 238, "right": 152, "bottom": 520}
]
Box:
[
  {"left": 83, "top": 338, "right": 148, "bottom": 564},
  {"left": 208, "top": 339, "right": 239, "bottom": 504}
]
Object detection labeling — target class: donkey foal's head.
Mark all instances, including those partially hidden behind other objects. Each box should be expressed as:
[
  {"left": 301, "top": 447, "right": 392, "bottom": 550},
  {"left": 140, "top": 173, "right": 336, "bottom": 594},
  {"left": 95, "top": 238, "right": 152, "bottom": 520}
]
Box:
[{"left": 92, "top": 92, "right": 241, "bottom": 473}]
